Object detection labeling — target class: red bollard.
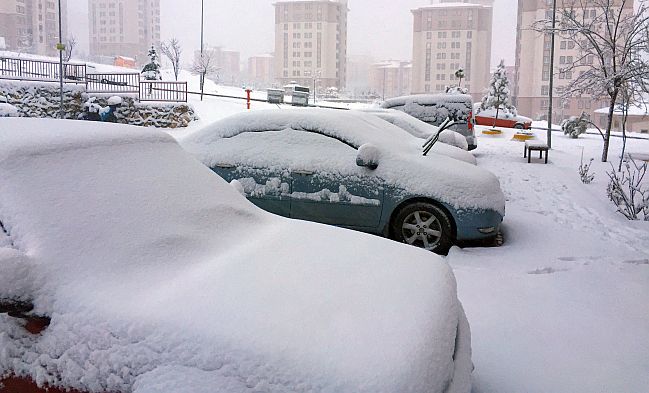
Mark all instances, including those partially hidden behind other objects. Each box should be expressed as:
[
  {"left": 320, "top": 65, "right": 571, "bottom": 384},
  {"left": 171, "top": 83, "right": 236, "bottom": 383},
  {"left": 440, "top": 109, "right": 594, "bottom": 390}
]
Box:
[{"left": 246, "top": 89, "right": 252, "bottom": 110}]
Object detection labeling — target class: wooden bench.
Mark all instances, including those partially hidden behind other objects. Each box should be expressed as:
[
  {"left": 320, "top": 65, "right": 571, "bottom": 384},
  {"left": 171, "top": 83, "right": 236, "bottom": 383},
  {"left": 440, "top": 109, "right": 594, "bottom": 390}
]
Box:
[{"left": 524, "top": 141, "right": 549, "bottom": 164}]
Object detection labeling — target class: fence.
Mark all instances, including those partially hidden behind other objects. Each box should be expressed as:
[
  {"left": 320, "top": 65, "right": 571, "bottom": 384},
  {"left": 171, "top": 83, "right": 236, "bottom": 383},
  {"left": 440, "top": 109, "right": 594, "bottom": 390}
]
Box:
[
  {"left": 1, "top": 56, "right": 187, "bottom": 103},
  {"left": 86, "top": 72, "right": 140, "bottom": 94},
  {"left": 139, "top": 81, "right": 188, "bottom": 103},
  {"left": 0, "top": 57, "right": 87, "bottom": 84}
]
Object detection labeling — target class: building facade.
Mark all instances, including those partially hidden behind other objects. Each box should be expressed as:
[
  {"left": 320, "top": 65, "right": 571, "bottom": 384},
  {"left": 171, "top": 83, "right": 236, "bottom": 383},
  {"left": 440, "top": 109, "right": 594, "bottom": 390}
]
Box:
[
  {"left": 248, "top": 54, "right": 275, "bottom": 88},
  {"left": 369, "top": 60, "right": 412, "bottom": 100},
  {"left": 273, "top": 0, "right": 348, "bottom": 90},
  {"left": 0, "top": 0, "right": 68, "bottom": 56},
  {"left": 88, "top": 0, "right": 160, "bottom": 64},
  {"left": 411, "top": 0, "right": 493, "bottom": 102},
  {"left": 514, "top": 0, "right": 631, "bottom": 124}
]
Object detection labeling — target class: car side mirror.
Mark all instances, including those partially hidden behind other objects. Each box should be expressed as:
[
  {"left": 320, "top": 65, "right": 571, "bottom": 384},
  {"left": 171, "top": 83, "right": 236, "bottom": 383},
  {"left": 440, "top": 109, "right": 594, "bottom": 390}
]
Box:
[{"left": 356, "top": 143, "right": 380, "bottom": 170}]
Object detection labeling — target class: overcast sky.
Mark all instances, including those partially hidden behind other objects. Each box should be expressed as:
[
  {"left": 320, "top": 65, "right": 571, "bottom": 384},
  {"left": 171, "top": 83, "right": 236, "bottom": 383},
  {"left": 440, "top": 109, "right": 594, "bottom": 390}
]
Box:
[{"left": 68, "top": 0, "right": 517, "bottom": 68}]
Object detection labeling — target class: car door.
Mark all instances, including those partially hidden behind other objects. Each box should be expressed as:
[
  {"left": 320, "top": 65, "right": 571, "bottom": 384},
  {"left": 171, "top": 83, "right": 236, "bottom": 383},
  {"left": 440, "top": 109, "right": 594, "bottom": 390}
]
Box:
[{"left": 286, "top": 132, "right": 384, "bottom": 229}]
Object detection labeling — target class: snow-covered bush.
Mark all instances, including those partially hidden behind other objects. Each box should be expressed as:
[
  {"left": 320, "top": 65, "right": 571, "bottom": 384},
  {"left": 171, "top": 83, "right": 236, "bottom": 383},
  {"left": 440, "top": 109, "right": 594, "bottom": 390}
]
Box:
[
  {"left": 606, "top": 159, "right": 649, "bottom": 221},
  {"left": 562, "top": 112, "right": 589, "bottom": 138}
]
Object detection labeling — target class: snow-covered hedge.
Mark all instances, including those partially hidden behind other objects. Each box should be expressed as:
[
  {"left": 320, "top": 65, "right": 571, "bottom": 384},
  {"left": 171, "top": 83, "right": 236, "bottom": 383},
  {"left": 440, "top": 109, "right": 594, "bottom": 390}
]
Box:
[{"left": 0, "top": 80, "right": 197, "bottom": 128}]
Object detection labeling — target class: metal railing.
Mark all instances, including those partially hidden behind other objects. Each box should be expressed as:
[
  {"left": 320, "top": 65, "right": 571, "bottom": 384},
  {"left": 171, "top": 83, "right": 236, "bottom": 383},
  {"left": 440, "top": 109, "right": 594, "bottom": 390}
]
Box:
[
  {"left": 86, "top": 72, "right": 140, "bottom": 94},
  {"left": 139, "top": 81, "right": 188, "bottom": 103},
  {"left": 0, "top": 57, "right": 87, "bottom": 84}
]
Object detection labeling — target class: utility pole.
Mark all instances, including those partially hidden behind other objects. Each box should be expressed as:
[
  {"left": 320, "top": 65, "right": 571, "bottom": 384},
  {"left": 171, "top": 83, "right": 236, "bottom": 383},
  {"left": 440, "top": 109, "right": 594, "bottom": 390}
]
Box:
[
  {"left": 382, "top": 67, "right": 386, "bottom": 101},
  {"left": 200, "top": 0, "right": 205, "bottom": 101},
  {"left": 57, "top": 0, "right": 64, "bottom": 119},
  {"left": 547, "top": 0, "right": 557, "bottom": 148}
]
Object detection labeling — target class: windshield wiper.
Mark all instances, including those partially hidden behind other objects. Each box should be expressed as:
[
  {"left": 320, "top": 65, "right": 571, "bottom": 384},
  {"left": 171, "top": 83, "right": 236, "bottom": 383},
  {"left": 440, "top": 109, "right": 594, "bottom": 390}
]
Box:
[{"left": 423, "top": 117, "right": 455, "bottom": 156}]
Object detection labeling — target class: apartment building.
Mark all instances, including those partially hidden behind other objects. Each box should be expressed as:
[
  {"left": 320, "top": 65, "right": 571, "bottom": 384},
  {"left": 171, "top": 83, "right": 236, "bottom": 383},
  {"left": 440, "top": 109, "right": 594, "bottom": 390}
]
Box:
[
  {"left": 369, "top": 60, "right": 412, "bottom": 100},
  {"left": 273, "top": 0, "right": 348, "bottom": 90},
  {"left": 88, "top": 0, "right": 160, "bottom": 64},
  {"left": 411, "top": 0, "right": 493, "bottom": 102},
  {"left": 248, "top": 54, "right": 275, "bottom": 88},
  {"left": 514, "top": 0, "right": 631, "bottom": 124},
  {"left": 0, "top": 0, "right": 67, "bottom": 56}
]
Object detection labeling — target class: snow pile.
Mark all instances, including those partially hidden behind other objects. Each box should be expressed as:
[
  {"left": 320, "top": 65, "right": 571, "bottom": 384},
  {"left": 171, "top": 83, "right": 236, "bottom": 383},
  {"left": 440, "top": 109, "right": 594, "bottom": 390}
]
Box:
[
  {"left": 0, "top": 102, "right": 19, "bottom": 117},
  {"left": 182, "top": 109, "right": 502, "bottom": 214},
  {"left": 439, "top": 130, "right": 470, "bottom": 151},
  {"left": 0, "top": 118, "right": 470, "bottom": 393}
]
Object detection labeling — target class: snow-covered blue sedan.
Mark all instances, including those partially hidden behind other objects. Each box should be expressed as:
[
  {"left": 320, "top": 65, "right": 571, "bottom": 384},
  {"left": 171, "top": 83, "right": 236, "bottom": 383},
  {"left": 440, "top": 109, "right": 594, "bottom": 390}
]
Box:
[{"left": 182, "top": 108, "right": 506, "bottom": 254}]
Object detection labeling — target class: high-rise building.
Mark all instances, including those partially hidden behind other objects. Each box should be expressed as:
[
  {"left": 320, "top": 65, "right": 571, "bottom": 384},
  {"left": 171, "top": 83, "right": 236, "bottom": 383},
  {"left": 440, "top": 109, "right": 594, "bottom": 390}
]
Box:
[
  {"left": 88, "top": 0, "right": 160, "bottom": 64},
  {"left": 0, "top": 0, "right": 67, "bottom": 56},
  {"left": 514, "top": 0, "right": 631, "bottom": 124},
  {"left": 273, "top": 0, "right": 348, "bottom": 90},
  {"left": 369, "top": 60, "right": 412, "bottom": 100},
  {"left": 411, "top": 0, "right": 493, "bottom": 102},
  {"left": 248, "top": 54, "right": 275, "bottom": 88}
]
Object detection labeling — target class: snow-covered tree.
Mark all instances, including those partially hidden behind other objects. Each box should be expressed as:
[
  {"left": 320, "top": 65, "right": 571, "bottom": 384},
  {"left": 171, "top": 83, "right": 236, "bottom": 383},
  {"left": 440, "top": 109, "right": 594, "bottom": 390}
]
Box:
[
  {"left": 455, "top": 68, "right": 465, "bottom": 87},
  {"left": 141, "top": 46, "right": 162, "bottom": 81},
  {"left": 479, "top": 60, "right": 516, "bottom": 127},
  {"left": 160, "top": 38, "right": 182, "bottom": 81},
  {"left": 533, "top": 0, "right": 649, "bottom": 162},
  {"left": 64, "top": 36, "right": 77, "bottom": 62},
  {"left": 191, "top": 50, "right": 218, "bottom": 101}
]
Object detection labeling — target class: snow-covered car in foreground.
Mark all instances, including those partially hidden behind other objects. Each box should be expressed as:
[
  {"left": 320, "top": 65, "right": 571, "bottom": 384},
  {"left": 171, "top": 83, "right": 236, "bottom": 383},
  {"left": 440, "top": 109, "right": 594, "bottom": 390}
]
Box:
[
  {"left": 0, "top": 118, "right": 472, "bottom": 393},
  {"left": 358, "top": 108, "right": 471, "bottom": 152},
  {"left": 473, "top": 108, "right": 532, "bottom": 130},
  {"left": 181, "top": 108, "right": 505, "bottom": 254}
]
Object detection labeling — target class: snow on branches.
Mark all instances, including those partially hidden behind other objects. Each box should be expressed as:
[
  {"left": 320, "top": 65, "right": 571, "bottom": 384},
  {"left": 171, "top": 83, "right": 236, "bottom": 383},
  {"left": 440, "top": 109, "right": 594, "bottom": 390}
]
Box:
[
  {"left": 607, "top": 159, "right": 649, "bottom": 221},
  {"left": 479, "top": 60, "right": 516, "bottom": 122}
]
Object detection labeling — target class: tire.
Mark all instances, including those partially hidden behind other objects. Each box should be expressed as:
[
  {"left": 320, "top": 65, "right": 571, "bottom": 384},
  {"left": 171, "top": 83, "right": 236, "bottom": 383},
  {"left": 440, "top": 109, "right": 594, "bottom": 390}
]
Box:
[
  {"left": 391, "top": 202, "right": 454, "bottom": 255},
  {"left": 514, "top": 123, "right": 524, "bottom": 129}
]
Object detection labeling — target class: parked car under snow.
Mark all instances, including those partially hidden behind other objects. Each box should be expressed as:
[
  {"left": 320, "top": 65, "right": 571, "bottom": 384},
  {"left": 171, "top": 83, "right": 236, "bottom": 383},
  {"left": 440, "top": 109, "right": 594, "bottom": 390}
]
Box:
[
  {"left": 0, "top": 118, "right": 471, "bottom": 393},
  {"left": 181, "top": 108, "right": 505, "bottom": 254}
]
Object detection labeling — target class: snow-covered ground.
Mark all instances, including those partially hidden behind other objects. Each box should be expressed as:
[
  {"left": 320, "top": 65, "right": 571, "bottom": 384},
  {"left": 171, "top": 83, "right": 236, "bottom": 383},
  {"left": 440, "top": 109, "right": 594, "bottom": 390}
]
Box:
[
  {"left": 454, "top": 126, "right": 649, "bottom": 393},
  {"left": 177, "top": 97, "right": 649, "bottom": 393}
]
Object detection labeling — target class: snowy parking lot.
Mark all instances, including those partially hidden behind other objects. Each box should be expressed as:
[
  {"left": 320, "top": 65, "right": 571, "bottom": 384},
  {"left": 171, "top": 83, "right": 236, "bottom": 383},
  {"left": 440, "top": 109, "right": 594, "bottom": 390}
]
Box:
[{"left": 178, "top": 96, "right": 649, "bottom": 393}]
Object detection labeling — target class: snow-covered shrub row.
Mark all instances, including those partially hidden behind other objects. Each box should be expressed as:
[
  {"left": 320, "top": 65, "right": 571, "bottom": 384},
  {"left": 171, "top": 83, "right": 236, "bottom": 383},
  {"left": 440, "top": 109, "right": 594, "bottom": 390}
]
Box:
[{"left": 0, "top": 80, "right": 197, "bottom": 128}]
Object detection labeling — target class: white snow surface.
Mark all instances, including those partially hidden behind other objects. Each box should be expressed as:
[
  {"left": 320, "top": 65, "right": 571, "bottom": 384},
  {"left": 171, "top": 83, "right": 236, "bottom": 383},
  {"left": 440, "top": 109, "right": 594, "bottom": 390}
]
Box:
[
  {"left": 0, "top": 103, "right": 19, "bottom": 117},
  {"left": 181, "top": 109, "right": 503, "bottom": 215},
  {"left": 0, "top": 118, "right": 470, "bottom": 393}
]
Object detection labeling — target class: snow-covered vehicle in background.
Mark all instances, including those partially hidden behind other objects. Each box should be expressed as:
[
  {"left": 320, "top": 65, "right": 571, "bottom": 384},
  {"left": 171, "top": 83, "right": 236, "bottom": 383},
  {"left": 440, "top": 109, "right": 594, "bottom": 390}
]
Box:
[
  {"left": 381, "top": 93, "right": 477, "bottom": 150},
  {"left": 358, "top": 107, "right": 470, "bottom": 151},
  {"left": 181, "top": 108, "right": 505, "bottom": 254},
  {"left": 0, "top": 118, "right": 471, "bottom": 393},
  {"left": 473, "top": 107, "right": 532, "bottom": 130}
]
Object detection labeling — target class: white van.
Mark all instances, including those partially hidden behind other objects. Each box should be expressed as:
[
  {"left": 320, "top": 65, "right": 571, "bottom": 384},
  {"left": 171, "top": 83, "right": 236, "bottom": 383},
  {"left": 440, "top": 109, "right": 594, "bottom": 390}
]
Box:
[{"left": 382, "top": 94, "right": 477, "bottom": 150}]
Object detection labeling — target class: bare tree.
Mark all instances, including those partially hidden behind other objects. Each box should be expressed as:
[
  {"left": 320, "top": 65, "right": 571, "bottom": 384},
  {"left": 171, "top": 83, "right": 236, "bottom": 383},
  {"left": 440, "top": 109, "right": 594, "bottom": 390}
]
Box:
[
  {"left": 64, "top": 36, "right": 77, "bottom": 62},
  {"left": 160, "top": 38, "right": 182, "bottom": 81},
  {"left": 191, "top": 50, "right": 218, "bottom": 101},
  {"left": 533, "top": 0, "right": 649, "bottom": 162}
]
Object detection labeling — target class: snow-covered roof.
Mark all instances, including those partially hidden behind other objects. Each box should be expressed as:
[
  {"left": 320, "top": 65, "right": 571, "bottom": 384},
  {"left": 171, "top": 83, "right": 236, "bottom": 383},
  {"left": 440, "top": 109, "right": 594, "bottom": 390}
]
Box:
[
  {"left": 181, "top": 109, "right": 504, "bottom": 215},
  {"left": 0, "top": 118, "right": 469, "bottom": 393},
  {"left": 414, "top": 2, "right": 491, "bottom": 9},
  {"left": 594, "top": 104, "right": 649, "bottom": 116}
]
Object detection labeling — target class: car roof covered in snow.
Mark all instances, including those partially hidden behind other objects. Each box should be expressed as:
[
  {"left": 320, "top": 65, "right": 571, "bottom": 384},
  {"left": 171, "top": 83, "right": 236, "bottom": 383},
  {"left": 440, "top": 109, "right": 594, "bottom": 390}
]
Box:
[
  {"left": 0, "top": 118, "right": 467, "bottom": 393},
  {"left": 382, "top": 93, "right": 473, "bottom": 108}
]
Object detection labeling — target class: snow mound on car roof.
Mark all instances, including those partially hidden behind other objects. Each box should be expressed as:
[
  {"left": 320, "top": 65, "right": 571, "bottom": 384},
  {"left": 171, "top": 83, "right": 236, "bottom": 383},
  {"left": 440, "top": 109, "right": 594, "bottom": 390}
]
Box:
[
  {"left": 182, "top": 109, "right": 504, "bottom": 215},
  {"left": 382, "top": 93, "right": 473, "bottom": 108},
  {"left": 0, "top": 118, "right": 467, "bottom": 393}
]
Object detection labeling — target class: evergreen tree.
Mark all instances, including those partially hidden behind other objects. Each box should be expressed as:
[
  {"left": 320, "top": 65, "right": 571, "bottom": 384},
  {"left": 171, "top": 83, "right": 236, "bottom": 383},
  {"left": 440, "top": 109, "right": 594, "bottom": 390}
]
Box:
[
  {"left": 141, "top": 46, "right": 162, "bottom": 81},
  {"left": 480, "top": 60, "right": 516, "bottom": 126}
]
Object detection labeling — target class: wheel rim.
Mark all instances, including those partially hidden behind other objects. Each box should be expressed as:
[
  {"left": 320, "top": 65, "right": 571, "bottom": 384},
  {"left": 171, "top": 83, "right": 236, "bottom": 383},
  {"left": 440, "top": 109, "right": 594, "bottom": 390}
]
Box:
[{"left": 401, "top": 210, "right": 442, "bottom": 250}]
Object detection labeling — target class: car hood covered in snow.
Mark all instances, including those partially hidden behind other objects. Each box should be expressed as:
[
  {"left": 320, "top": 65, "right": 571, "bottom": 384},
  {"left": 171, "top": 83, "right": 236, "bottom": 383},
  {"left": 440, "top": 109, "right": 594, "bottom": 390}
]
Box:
[
  {"left": 0, "top": 119, "right": 470, "bottom": 393},
  {"left": 182, "top": 109, "right": 504, "bottom": 215}
]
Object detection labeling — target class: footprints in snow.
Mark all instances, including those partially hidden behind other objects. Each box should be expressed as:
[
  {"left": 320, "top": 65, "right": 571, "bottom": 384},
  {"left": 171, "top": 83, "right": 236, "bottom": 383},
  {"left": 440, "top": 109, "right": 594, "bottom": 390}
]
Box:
[{"left": 527, "top": 256, "right": 649, "bottom": 274}]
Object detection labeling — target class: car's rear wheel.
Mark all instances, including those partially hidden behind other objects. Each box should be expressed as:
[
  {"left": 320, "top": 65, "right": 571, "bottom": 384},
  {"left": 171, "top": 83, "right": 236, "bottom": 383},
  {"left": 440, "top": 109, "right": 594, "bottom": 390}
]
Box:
[
  {"left": 514, "top": 123, "right": 524, "bottom": 129},
  {"left": 391, "top": 202, "right": 453, "bottom": 255}
]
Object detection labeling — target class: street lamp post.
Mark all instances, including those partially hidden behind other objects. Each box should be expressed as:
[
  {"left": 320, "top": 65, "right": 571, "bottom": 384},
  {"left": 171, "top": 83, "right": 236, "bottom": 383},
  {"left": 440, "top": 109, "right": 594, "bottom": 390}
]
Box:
[
  {"left": 547, "top": 0, "right": 557, "bottom": 148},
  {"left": 56, "top": 0, "right": 64, "bottom": 119},
  {"left": 200, "top": 0, "right": 205, "bottom": 101}
]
